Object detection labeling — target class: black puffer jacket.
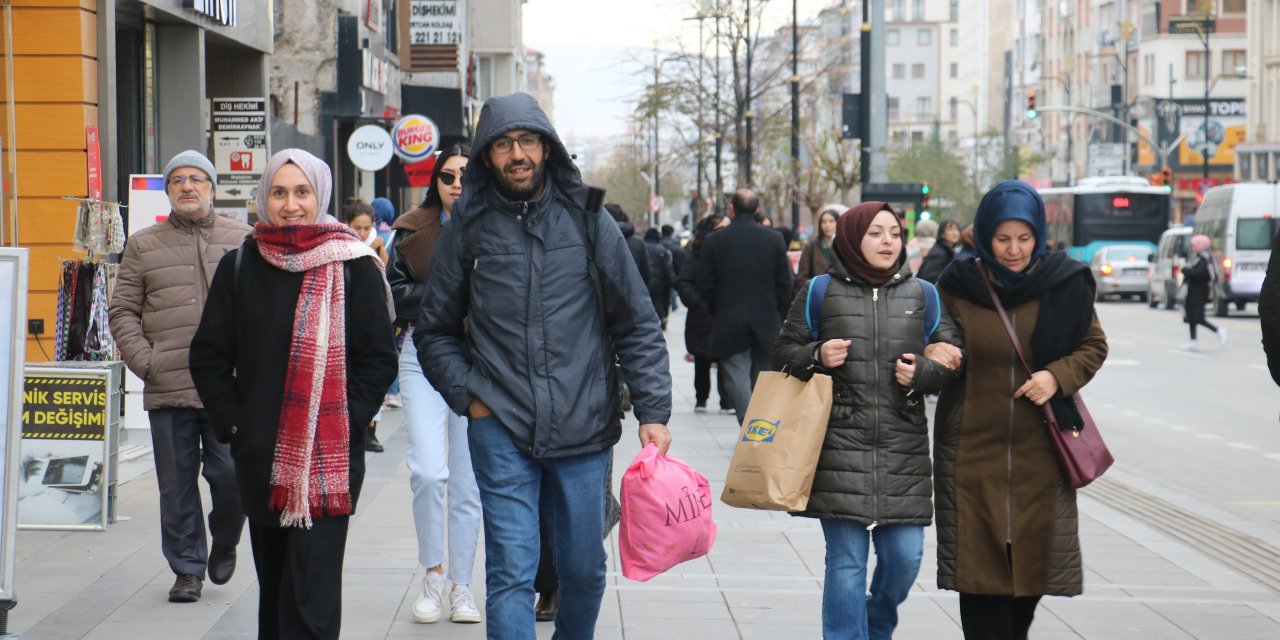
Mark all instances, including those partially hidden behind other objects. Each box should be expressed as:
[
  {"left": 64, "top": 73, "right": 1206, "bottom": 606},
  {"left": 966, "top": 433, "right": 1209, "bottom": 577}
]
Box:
[
  {"left": 414, "top": 93, "right": 672, "bottom": 458},
  {"left": 773, "top": 258, "right": 962, "bottom": 525}
]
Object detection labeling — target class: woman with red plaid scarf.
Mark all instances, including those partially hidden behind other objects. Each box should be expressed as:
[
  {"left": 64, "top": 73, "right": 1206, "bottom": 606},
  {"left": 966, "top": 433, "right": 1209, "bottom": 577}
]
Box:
[{"left": 190, "top": 148, "right": 398, "bottom": 639}]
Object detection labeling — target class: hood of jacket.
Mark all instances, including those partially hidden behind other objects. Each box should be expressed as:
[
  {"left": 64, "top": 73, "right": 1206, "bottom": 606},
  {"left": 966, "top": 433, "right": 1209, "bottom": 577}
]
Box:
[{"left": 452, "top": 93, "right": 587, "bottom": 226}]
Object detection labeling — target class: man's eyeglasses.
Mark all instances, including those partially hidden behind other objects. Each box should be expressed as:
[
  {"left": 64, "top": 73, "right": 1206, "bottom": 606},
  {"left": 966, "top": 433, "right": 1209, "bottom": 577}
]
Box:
[
  {"left": 168, "top": 174, "right": 209, "bottom": 187},
  {"left": 491, "top": 133, "right": 541, "bottom": 154},
  {"left": 438, "top": 167, "right": 467, "bottom": 186}
]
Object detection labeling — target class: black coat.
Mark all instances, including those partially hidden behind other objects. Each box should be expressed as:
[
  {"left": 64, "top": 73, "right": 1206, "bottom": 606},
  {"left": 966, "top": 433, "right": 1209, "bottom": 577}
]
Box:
[
  {"left": 189, "top": 241, "right": 398, "bottom": 526},
  {"left": 916, "top": 241, "right": 956, "bottom": 283},
  {"left": 695, "top": 215, "right": 794, "bottom": 359},
  {"left": 619, "top": 222, "right": 652, "bottom": 286},
  {"left": 674, "top": 246, "right": 713, "bottom": 358},
  {"left": 661, "top": 235, "right": 685, "bottom": 275},
  {"left": 1261, "top": 228, "right": 1280, "bottom": 385},
  {"left": 645, "top": 237, "right": 674, "bottom": 314}
]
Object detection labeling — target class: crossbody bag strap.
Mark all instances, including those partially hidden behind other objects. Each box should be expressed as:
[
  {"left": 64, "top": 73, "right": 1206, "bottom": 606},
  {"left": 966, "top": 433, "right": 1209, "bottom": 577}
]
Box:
[{"left": 977, "top": 260, "right": 1036, "bottom": 378}]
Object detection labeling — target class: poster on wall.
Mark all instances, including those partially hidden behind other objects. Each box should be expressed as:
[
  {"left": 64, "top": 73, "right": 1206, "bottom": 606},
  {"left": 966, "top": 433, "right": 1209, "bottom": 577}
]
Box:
[
  {"left": 1155, "top": 98, "right": 1247, "bottom": 171},
  {"left": 0, "top": 248, "right": 29, "bottom": 600},
  {"left": 18, "top": 367, "right": 115, "bottom": 530},
  {"left": 211, "top": 97, "right": 268, "bottom": 220}
]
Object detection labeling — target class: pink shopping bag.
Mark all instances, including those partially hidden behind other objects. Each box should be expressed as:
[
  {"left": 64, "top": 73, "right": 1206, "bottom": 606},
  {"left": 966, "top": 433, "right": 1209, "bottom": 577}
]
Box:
[{"left": 619, "top": 443, "right": 717, "bottom": 582}]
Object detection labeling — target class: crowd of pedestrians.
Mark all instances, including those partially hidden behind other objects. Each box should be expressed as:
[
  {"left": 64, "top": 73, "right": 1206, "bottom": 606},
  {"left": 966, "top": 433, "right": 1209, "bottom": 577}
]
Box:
[{"left": 103, "top": 90, "right": 1124, "bottom": 640}]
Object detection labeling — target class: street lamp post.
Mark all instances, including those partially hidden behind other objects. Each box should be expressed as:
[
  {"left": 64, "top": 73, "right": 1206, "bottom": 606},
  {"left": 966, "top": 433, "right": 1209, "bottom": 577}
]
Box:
[
  {"left": 1041, "top": 73, "right": 1073, "bottom": 183},
  {"left": 684, "top": 11, "right": 710, "bottom": 214},
  {"left": 790, "top": 0, "right": 800, "bottom": 231}
]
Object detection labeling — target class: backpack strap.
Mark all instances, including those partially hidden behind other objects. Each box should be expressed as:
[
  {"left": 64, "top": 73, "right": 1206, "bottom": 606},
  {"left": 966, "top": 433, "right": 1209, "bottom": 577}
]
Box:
[
  {"left": 805, "top": 274, "right": 831, "bottom": 342},
  {"left": 920, "top": 278, "right": 941, "bottom": 346}
]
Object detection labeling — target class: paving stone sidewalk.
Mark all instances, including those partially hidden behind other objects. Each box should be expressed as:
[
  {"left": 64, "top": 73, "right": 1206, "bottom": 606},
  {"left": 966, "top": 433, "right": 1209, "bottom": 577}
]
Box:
[{"left": 8, "top": 308, "right": 1280, "bottom": 639}]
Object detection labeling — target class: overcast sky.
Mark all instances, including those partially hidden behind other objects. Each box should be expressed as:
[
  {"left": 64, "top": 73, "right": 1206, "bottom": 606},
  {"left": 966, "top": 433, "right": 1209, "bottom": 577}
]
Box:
[{"left": 524, "top": 0, "right": 834, "bottom": 141}]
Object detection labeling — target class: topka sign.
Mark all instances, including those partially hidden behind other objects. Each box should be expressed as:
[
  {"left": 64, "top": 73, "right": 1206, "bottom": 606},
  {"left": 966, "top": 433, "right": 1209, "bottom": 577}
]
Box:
[{"left": 391, "top": 115, "right": 441, "bottom": 163}]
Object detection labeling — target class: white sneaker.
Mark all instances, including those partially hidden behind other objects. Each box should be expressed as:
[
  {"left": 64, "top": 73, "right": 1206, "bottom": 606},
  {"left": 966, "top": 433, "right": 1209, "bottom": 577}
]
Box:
[
  {"left": 1218, "top": 327, "right": 1228, "bottom": 347},
  {"left": 449, "top": 585, "right": 482, "bottom": 624},
  {"left": 413, "top": 572, "right": 444, "bottom": 623},
  {"left": 384, "top": 393, "right": 402, "bottom": 408},
  {"left": 1181, "top": 340, "right": 1199, "bottom": 352}
]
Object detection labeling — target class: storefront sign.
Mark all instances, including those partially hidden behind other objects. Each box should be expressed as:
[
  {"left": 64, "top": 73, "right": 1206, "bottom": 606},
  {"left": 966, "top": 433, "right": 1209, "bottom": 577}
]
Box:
[
  {"left": 85, "top": 126, "right": 102, "bottom": 202},
  {"left": 211, "top": 98, "right": 268, "bottom": 203},
  {"left": 1156, "top": 98, "right": 1247, "bottom": 171},
  {"left": 348, "top": 125, "right": 394, "bottom": 171},
  {"left": 409, "top": 0, "right": 462, "bottom": 45},
  {"left": 188, "top": 0, "right": 238, "bottom": 27},
  {"left": 19, "top": 364, "right": 119, "bottom": 531},
  {"left": 362, "top": 50, "right": 390, "bottom": 95},
  {"left": 391, "top": 114, "right": 440, "bottom": 163}
]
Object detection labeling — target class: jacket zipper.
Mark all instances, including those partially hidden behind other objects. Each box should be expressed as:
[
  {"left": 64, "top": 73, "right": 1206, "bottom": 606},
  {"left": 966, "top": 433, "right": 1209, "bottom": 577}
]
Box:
[
  {"left": 868, "top": 285, "right": 880, "bottom": 532},
  {"left": 521, "top": 201, "right": 537, "bottom": 454},
  {"left": 1006, "top": 307, "right": 1016, "bottom": 544}
]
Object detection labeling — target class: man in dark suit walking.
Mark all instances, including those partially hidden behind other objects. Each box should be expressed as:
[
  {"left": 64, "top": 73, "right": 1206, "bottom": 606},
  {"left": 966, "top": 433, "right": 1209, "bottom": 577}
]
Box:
[{"left": 695, "top": 188, "right": 796, "bottom": 423}]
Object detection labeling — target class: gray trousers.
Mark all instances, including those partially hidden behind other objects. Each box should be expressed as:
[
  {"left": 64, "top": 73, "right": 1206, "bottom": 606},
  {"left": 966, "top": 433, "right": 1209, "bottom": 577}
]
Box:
[
  {"left": 720, "top": 345, "right": 774, "bottom": 425},
  {"left": 148, "top": 408, "right": 244, "bottom": 577}
]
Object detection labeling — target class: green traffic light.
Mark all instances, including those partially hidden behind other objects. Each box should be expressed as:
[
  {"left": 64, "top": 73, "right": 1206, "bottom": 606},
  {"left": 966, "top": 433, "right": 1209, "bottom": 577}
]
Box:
[
  {"left": 921, "top": 184, "right": 930, "bottom": 194},
  {"left": 920, "top": 211, "right": 932, "bottom": 221},
  {"left": 1026, "top": 109, "right": 1038, "bottom": 119}
]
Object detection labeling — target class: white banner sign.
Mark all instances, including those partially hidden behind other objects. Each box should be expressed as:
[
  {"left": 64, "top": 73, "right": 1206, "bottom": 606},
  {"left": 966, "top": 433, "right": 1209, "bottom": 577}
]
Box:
[{"left": 409, "top": 0, "right": 463, "bottom": 46}]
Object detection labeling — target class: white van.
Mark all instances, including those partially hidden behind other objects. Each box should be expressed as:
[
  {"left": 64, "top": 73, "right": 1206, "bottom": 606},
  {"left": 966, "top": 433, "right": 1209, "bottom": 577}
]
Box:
[
  {"left": 1147, "top": 226, "right": 1192, "bottom": 309},
  {"left": 1192, "top": 183, "right": 1280, "bottom": 316}
]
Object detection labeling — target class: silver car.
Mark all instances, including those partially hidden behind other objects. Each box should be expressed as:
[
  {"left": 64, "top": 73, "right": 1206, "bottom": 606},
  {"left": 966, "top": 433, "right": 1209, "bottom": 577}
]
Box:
[{"left": 1091, "top": 244, "right": 1154, "bottom": 302}]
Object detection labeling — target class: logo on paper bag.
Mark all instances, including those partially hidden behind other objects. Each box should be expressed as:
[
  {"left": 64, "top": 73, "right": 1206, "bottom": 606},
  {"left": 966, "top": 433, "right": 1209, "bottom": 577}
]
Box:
[{"left": 742, "top": 418, "right": 779, "bottom": 443}]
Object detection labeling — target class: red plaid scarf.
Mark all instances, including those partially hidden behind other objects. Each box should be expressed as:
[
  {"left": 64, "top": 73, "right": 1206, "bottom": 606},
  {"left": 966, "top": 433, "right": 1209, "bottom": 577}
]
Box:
[{"left": 254, "top": 222, "right": 387, "bottom": 528}]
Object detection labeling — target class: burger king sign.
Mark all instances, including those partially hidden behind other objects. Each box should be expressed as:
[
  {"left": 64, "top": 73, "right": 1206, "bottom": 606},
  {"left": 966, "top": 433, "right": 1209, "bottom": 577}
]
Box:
[{"left": 391, "top": 115, "right": 440, "bottom": 163}]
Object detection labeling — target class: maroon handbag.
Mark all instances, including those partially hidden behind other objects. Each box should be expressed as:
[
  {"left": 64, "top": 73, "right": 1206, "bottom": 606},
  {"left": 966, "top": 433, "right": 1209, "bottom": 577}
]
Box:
[{"left": 979, "top": 262, "right": 1115, "bottom": 489}]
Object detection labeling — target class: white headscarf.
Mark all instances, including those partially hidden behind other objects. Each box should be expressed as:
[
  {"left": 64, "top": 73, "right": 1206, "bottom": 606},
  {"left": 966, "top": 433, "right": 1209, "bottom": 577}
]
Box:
[{"left": 255, "top": 149, "right": 339, "bottom": 225}]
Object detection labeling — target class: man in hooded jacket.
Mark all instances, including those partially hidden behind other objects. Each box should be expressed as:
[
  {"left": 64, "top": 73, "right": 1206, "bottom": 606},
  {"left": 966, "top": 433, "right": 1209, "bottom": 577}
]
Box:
[{"left": 414, "top": 93, "right": 673, "bottom": 639}]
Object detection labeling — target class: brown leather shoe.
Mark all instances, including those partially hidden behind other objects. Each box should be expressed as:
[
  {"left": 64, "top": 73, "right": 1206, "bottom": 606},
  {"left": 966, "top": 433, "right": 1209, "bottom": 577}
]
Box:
[
  {"left": 534, "top": 589, "right": 558, "bottom": 622},
  {"left": 168, "top": 573, "right": 202, "bottom": 603}
]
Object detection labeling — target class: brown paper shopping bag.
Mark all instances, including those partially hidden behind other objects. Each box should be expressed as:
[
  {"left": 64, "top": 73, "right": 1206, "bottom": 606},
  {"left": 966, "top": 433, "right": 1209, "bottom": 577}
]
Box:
[{"left": 720, "top": 371, "right": 833, "bottom": 512}]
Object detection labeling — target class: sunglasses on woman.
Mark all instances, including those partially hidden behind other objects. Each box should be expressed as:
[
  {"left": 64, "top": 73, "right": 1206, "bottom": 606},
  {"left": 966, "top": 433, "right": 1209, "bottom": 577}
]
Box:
[{"left": 438, "top": 167, "right": 467, "bottom": 186}]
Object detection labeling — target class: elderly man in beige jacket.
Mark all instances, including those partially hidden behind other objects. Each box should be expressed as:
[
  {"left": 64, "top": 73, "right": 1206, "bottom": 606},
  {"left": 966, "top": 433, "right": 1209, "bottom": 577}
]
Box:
[{"left": 108, "top": 150, "right": 249, "bottom": 603}]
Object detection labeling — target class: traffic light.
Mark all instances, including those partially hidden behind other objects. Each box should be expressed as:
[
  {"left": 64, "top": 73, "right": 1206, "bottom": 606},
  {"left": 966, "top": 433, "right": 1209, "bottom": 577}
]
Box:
[
  {"left": 1025, "top": 90, "right": 1037, "bottom": 119},
  {"left": 1149, "top": 172, "right": 1164, "bottom": 186},
  {"left": 1161, "top": 167, "right": 1173, "bottom": 193},
  {"left": 920, "top": 182, "right": 931, "bottom": 215}
]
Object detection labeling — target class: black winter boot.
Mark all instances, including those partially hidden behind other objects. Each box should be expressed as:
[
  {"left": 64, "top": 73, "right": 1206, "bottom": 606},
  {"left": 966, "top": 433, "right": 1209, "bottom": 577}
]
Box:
[{"left": 366, "top": 422, "right": 384, "bottom": 452}]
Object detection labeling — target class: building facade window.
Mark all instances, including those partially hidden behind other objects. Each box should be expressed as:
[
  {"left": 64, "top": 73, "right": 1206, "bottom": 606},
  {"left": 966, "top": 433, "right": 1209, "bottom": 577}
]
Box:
[
  {"left": 913, "top": 0, "right": 924, "bottom": 20},
  {"left": 892, "top": 0, "right": 904, "bottom": 20},
  {"left": 478, "top": 55, "right": 495, "bottom": 102},
  {"left": 893, "top": 63, "right": 905, "bottom": 79},
  {"left": 916, "top": 96, "right": 932, "bottom": 117},
  {"left": 912, "top": 63, "right": 925, "bottom": 78},
  {"left": 950, "top": 0, "right": 959, "bottom": 20},
  {"left": 1186, "top": 51, "right": 1208, "bottom": 80},
  {"left": 949, "top": 129, "right": 959, "bottom": 145},
  {"left": 912, "top": 130, "right": 924, "bottom": 143},
  {"left": 951, "top": 29, "right": 959, "bottom": 46},
  {"left": 888, "top": 29, "right": 900, "bottom": 46},
  {"left": 950, "top": 62, "right": 958, "bottom": 78},
  {"left": 888, "top": 96, "right": 900, "bottom": 120},
  {"left": 1223, "top": 0, "right": 1245, "bottom": 13},
  {"left": 918, "top": 29, "right": 932, "bottom": 46},
  {"left": 950, "top": 96, "right": 958, "bottom": 120},
  {"left": 1223, "top": 50, "right": 1246, "bottom": 75}
]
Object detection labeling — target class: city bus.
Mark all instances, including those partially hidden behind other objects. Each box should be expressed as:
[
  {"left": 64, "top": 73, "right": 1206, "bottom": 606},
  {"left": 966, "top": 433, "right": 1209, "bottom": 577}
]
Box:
[{"left": 1038, "top": 176, "right": 1172, "bottom": 263}]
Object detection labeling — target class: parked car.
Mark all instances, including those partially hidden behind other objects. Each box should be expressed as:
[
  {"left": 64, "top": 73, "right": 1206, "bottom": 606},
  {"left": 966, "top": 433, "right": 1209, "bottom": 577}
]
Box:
[
  {"left": 1148, "top": 226, "right": 1192, "bottom": 309},
  {"left": 1192, "top": 182, "right": 1280, "bottom": 316},
  {"left": 1092, "top": 244, "right": 1154, "bottom": 302}
]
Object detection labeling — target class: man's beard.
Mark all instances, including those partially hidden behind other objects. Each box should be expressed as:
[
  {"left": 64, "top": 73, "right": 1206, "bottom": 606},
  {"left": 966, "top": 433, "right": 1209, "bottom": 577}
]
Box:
[{"left": 491, "top": 159, "right": 545, "bottom": 202}]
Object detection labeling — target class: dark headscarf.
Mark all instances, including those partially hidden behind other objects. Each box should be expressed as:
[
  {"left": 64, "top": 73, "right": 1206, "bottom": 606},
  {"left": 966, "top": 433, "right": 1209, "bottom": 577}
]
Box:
[
  {"left": 833, "top": 201, "right": 905, "bottom": 287},
  {"left": 974, "top": 180, "right": 1048, "bottom": 287}
]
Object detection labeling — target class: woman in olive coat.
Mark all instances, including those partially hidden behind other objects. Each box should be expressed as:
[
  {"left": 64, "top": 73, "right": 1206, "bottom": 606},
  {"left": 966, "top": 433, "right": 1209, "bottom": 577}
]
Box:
[{"left": 933, "top": 180, "right": 1108, "bottom": 639}]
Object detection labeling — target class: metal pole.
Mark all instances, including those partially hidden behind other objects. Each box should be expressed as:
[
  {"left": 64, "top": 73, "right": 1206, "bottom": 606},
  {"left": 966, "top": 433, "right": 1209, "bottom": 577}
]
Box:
[
  {"left": 714, "top": 6, "right": 723, "bottom": 211},
  {"left": 790, "top": 0, "right": 800, "bottom": 231},
  {"left": 1066, "top": 76, "right": 1073, "bottom": 185},
  {"left": 859, "top": 0, "right": 870, "bottom": 192},
  {"left": 1202, "top": 28, "right": 1210, "bottom": 180},
  {"left": 697, "top": 16, "right": 705, "bottom": 208},
  {"left": 653, "top": 44, "right": 661, "bottom": 229},
  {"left": 745, "top": 0, "right": 754, "bottom": 186}
]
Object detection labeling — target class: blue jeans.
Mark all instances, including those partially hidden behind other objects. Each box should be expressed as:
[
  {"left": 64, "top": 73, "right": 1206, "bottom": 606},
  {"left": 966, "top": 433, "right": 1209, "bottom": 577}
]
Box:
[
  {"left": 820, "top": 520, "right": 924, "bottom": 640},
  {"left": 468, "top": 416, "right": 609, "bottom": 640}
]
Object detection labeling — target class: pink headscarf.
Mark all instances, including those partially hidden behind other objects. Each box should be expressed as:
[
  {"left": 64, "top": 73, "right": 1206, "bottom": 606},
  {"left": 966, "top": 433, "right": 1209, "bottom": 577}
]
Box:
[{"left": 1191, "top": 234, "right": 1211, "bottom": 253}]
